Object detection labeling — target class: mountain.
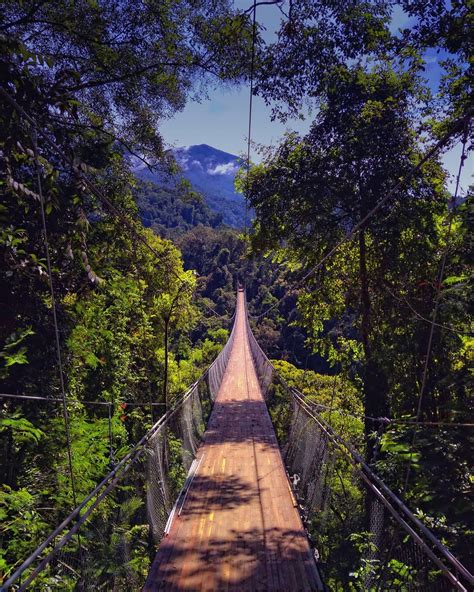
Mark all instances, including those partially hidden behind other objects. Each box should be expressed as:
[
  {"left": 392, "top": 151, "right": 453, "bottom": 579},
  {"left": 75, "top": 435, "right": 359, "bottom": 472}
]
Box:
[{"left": 133, "top": 144, "right": 246, "bottom": 228}]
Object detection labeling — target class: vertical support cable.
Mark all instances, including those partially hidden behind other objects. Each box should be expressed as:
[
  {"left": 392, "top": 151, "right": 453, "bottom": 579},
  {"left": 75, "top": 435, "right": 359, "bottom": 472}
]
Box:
[
  {"left": 245, "top": 0, "right": 257, "bottom": 235},
  {"left": 108, "top": 402, "right": 114, "bottom": 466},
  {"left": 402, "top": 123, "right": 469, "bottom": 495},
  {"left": 32, "top": 129, "right": 78, "bottom": 508}
]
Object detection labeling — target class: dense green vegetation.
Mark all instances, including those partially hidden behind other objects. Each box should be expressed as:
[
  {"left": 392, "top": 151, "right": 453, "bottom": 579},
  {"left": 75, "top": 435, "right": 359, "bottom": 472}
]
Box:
[
  {"left": 135, "top": 181, "right": 223, "bottom": 238},
  {"left": 267, "top": 361, "right": 367, "bottom": 589},
  {"left": 1, "top": 0, "right": 472, "bottom": 589},
  {"left": 0, "top": 0, "right": 254, "bottom": 582},
  {"left": 245, "top": 2, "right": 473, "bottom": 581}
]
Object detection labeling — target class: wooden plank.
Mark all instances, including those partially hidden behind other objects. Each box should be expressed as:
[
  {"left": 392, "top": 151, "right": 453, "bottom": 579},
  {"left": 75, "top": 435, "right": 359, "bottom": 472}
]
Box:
[{"left": 143, "top": 291, "right": 322, "bottom": 591}]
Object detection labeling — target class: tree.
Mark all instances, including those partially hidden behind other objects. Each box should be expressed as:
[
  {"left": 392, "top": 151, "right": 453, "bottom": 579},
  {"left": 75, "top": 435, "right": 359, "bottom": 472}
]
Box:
[
  {"left": 248, "top": 64, "right": 451, "bottom": 458},
  {"left": 396, "top": 0, "right": 473, "bottom": 121},
  {"left": 254, "top": 0, "right": 472, "bottom": 134},
  {"left": 247, "top": 61, "right": 472, "bottom": 569},
  {"left": 0, "top": 0, "right": 258, "bottom": 419},
  {"left": 253, "top": 0, "right": 391, "bottom": 120},
  {"left": 155, "top": 270, "right": 197, "bottom": 412},
  {"left": 0, "top": 2, "right": 252, "bottom": 577},
  {"left": 0, "top": 0, "right": 256, "bottom": 159}
]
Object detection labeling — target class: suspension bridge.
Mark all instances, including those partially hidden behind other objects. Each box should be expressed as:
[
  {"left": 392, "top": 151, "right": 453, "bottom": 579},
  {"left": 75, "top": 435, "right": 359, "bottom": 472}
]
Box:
[
  {"left": 2, "top": 0, "right": 473, "bottom": 585},
  {"left": 144, "top": 289, "right": 323, "bottom": 591},
  {"left": 2, "top": 287, "right": 473, "bottom": 591}
]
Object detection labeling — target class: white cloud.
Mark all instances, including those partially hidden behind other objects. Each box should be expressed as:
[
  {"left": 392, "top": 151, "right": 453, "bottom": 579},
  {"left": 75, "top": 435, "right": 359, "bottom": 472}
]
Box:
[{"left": 207, "top": 162, "right": 238, "bottom": 176}]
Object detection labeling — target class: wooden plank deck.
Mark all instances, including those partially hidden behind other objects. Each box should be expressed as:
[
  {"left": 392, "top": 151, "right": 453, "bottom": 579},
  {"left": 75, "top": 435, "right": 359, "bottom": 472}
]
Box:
[{"left": 143, "top": 291, "right": 323, "bottom": 591}]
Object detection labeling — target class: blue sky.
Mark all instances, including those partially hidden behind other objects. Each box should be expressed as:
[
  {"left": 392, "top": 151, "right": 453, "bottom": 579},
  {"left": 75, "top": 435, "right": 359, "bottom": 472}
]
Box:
[
  {"left": 160, "top": 1, "right": 304, "bottom": 157},
  {"left": 160, "top": 1, "right": 471, "bottom": 194}
]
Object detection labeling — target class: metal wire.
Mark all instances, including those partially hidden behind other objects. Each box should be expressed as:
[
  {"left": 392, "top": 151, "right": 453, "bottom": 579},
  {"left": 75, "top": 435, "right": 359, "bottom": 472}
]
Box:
[
  {"left": 32, "top": 129, "right": 79, "bottom": 511},
  {"left": 244, "top": 309, "right": 473, "bottom": 591}
]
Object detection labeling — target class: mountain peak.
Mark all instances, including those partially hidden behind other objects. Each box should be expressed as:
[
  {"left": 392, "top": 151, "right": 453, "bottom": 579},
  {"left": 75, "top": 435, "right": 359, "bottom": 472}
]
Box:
[
  {"left": 134, "top": 144, "right": 245, "bottom": 227},
  {"left": 177, "top": 144, "right": 239, "bottom": 164}
]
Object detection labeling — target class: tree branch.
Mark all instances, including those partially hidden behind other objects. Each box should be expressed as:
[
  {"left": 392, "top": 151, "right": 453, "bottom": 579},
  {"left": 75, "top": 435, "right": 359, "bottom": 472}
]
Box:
[
  {"left": 244, "top": 0, "right": 283, "bottom": 14},
  {"left": 1, "top": 0, "right": 50, "bottom": 30}
]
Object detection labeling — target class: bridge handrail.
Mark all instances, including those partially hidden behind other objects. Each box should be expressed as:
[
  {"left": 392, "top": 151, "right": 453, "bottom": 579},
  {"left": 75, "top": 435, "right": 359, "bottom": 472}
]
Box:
[
  {"left": 292, "top": 393, "right": 473, "bottom": 591},
  {"left": 1, "top": 306, "right": 238, "bottom": 591},
  {"left": 1, "top": 387, "right": 193, "bottom": 591},
  {"left": 242, "top": 295, "right": 473, "bottom": 591}
]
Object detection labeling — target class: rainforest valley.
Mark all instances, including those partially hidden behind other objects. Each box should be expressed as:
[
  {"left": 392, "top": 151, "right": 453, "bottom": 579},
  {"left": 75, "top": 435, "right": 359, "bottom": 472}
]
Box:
[{"left": 1, "top": 0, "right": 472, "bottom": 589}]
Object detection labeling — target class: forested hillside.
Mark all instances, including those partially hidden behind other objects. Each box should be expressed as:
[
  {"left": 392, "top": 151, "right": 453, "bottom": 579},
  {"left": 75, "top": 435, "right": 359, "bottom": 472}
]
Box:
[
  {"left": 135, "top": 181, "right": 223, "bottom": 237},
  {"left": 1, "top": 0, "right": 472, "bottom": 590},
  {"left": 134, "top": 144, "right": 246, "bottom": 227}
]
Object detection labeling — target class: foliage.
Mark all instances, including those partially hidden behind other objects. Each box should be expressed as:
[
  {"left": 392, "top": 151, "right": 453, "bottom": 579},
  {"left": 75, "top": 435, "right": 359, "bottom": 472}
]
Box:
[
  {"left": 270, "top": 358, "right": 363, "bottom": 443},
  {"left": 248, "top": 58, "right": 472, "bottom": 577},
  {"left": 266, "top": 360, "right": 367, "bottom": 588},
  {"left": 135, "top": 180, "right": 223, "bottom": 238},
  {"left": 254, "top": 0, "right": 472, "bottom": 130},
  {"left": 347, "top": 532, "right": 380, "bottom": 591},
  {"left": 0, "top": 485, "right": 48, "bottom": 578},
  {"left": 1, "top": 0, "right": 472, "bottom": 587},
  {"left": 0, "top": 0, "right": 256, "bottom": 160},
  {"left": 247, "top": 63, "right": 469, "bottom": 434},
  {"left": 0, "top": 3, "right": 252, "bottom": 581}
]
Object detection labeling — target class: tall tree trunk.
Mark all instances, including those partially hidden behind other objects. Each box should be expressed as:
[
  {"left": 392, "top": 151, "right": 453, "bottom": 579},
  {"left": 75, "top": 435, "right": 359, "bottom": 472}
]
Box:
[{"left": 359, "top": 229, "right": 388, "bottom": 464}]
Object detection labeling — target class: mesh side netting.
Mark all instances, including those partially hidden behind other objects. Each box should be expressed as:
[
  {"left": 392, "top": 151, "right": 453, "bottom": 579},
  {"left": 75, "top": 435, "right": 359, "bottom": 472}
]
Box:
[
  {"left": 245, "top": 317, "right": 471, "bottom": 592},
  {"left": 3, "top": 319, "right": 236, "bottom": 592},
  {"left": 244, "top": 310, "right": 274, "bottom": 400},
  {"left": 207, "top": 317, "right": 236, "bottom": 401},
  {"left": 280, "top": 391, "right": 465, "bottom": 590}
]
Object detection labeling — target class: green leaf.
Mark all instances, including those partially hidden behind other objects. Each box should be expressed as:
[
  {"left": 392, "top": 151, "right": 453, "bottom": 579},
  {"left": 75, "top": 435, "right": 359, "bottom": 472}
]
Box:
[{"left": 0, "top": 417, "right": 44, "bottom": 444}]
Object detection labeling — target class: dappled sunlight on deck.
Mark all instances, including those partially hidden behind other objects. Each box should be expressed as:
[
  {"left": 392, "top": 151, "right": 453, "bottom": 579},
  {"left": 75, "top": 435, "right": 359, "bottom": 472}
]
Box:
[{"left": 144, "top": 290, "right": 322, "bottom": 591}]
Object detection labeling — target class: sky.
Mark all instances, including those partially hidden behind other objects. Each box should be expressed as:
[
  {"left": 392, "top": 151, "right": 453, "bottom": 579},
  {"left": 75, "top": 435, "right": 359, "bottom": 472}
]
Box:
[
  {"left": 160, "top": 0, "right": 304, "bottom": 157},
  {"left": 160, "top": 1, "right": 471, "bottom": 195}
]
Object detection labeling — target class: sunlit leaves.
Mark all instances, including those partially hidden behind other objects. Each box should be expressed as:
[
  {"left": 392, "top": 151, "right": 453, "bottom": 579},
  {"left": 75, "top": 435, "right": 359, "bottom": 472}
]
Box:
[
  {"left": 0, "top": 327, "right": 35, "bottom": 378},
  {"left": 0, "top": 415, "right": 44, "bottom": 445}
]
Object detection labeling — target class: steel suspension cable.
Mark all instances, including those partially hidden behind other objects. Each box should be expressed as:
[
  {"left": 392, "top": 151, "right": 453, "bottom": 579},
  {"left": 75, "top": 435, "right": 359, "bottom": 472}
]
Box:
[
  {"left": 251, "top": 108, "right": 473, "bottom": 320},
  {"left": 304, "top": 398, "right": 474, "bottom": 428},
  {"left": 199, "top": 298, "right": 234, "bottom": 321},
  {"left": 402, "top": 120, "right": 469, "bottom": 495},
  {"left": 291, "top": 392, "right": 473, "bottom": 590},
  {"left": 32, "top": 129, "right": 78, "bottom": 509},
  {"left": 244, "top": 317, "right": 473, "bottom": 589}
]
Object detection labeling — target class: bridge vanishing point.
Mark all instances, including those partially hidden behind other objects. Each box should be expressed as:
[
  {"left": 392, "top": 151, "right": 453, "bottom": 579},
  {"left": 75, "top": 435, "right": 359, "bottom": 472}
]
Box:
[
  {"left": 2, "top": 289, "right": 472, "bottom": 592},
  {"left": 144, "top": 288, "right": 324, "bottom": 591}
]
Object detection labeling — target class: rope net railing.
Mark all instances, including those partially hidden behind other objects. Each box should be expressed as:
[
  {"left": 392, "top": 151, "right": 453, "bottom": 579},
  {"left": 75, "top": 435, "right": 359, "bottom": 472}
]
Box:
[
  {"left": 1, "top": 317, "right": 237, "bottom": 591},
  {"left": 244, "top": 308, "right": 473, "bottom": 592}
]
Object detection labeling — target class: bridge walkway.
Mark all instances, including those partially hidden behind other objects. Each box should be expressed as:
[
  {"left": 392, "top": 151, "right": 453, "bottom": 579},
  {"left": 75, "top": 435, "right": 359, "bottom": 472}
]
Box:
[{"left": 144, "top": 290, "right": 323, "bottom": 591}]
